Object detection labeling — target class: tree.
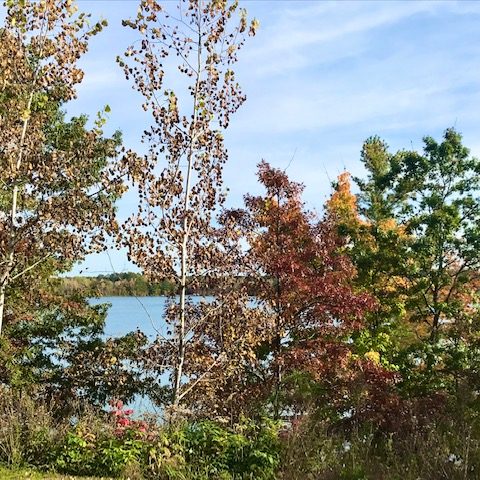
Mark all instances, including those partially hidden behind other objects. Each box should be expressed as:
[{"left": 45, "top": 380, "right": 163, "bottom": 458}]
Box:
[
  {"left": 392, "top": 129, "right": 480, "bottom": 342},
  {"left": 326, "top": 166, "right": 411, "bottom": 371},
  {"left": 119, "top": 0, "right": 258, "bottom": 409},
  {"left": 0, "top": 0, "right": 125, "bottom": 333},
  {"left": 231, "top": 161, "right": 374, "bottom": 418},
  {"left": 1, "top": 275, "right": 149, "bottom": 408},
  {"left": 343, "top": 129, "right": 480, "bottom": 397}
]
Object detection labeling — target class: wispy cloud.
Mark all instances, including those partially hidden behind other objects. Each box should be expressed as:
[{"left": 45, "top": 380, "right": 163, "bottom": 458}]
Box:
[{"left": 242, "top": 1, "right": 438, "bottom": 77}]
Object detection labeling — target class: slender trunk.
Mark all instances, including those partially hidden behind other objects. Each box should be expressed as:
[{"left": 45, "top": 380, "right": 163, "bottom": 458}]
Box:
[
  {"left": 0, "top": 12, "right": 47, "bottom": 335},
  {"left": 0, "top": 287, "right": 6, "bottom": 333},
  {"left": 273, "top": 322, "right": 281, "bottom": 420},
  {"left": 429, "top": 266, "right": 442, "bottom": 343},
  {"left": 273, "top": 273, "right": 282, "bottom": 419},
  {"left": 429, "top": 240, "right": 445, "bottom": 344},
  {"left": 172, "top": 12, "right": 202, "bottom": 407},
  {"left": 430, "top": 309, "right": 441, "bottom": 343},
  {"left": 273, "top": 190, "right": 282, "bottom": 420},
  {"left": 0, "top": 90, "right": 34, "bottom": 335}
]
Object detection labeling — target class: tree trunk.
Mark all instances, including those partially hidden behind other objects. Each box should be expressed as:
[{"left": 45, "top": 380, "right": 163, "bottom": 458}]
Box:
[
  {"left": 0, "top": 286, "right": 6, "bottom": 334},
  {"left": 273, "top": 190, "right": 282, "bottom": 420},
  {"left": 0, "top": 90, "right": 34, "bottom": 335},
  {"left": 172, "top": 12, "right": 203, "bottom": 407}
]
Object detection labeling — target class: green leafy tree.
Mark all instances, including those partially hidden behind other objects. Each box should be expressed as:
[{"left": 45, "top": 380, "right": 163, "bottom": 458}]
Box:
[
  {"left": 391, "top": 129, "right": 480, "bottom": 343},
  {"left": 345, "top": 129, "right": 480, "bottom": 396},
  {"left": 326, "top": 148, "right": 412, "bottom": 371}
]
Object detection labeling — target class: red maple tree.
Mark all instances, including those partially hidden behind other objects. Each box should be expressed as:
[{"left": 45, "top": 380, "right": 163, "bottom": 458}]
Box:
[{"left": 230, "top": 162, "right": 375, "bottom": 418}]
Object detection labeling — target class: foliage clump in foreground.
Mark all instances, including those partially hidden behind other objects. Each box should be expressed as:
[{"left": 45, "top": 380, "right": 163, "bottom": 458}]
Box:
[
  {"left": 2, "top": 388, "right": 480, "bottom": 479},
  {"left": 0, "top": 389, "right": 281, "bottom": 479}
]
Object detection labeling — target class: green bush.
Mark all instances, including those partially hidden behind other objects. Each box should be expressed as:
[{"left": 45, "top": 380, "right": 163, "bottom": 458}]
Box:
[
  {"left": 51, "top": 406, "right": 280, "bottom": 479},
  {"left": 0, "top": 387, "right": 65, "bottom": 468},
  {"left": 56, "top": 430, "right": 146, "bottom": 478},
  {"left": 146, "top": 418, "right": 280, "bottom": 480},
  {"left": 55, "top": 431, "right": 98, "bottom": 476}
]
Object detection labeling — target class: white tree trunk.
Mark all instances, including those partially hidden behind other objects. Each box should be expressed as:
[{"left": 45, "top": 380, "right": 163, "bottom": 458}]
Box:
[
  {"left": 0, "top": 91, "right": 34, "bottom": 335},
  {"left": 172, "top": 13, "right": 203, "bottom": 407}
]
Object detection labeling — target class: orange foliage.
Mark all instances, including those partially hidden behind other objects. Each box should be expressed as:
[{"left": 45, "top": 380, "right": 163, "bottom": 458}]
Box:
[{"left": 325, "top": 172, "right": 364, "bottom": 229}]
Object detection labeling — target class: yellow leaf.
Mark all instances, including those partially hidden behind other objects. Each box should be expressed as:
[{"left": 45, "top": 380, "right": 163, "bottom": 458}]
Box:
[
  {"left": 364, "top": 350, "right": 380, "bottom": 365},
  {"left": 20, "top": 109, "right": 30, "bottom": 121}
]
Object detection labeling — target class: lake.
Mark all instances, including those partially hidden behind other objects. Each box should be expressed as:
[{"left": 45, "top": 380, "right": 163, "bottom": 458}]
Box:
[
  {"left": 89, "top": 296, "right": 171, "bottom": 415},
  {"left": 89, "top": 296, "right": 170, "bottom": 339}
]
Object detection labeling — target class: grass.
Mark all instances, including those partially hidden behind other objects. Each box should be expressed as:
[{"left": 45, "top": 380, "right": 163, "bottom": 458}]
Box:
[{"left": 0, "top": 466, "right": 112, "bottom": 480}]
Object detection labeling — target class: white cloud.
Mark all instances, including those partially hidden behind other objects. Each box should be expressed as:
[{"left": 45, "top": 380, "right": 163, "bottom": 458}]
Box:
[{"left": 242, "top": 1, "right": 438, "bottom": 77}]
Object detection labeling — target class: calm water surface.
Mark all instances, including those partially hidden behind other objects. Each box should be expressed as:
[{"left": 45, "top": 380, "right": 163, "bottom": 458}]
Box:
[
  {"left": 90, "top": 296, "right": 170, "bottom": 339},
  {"left": 89, "top": 297, "right": 170, "bottom": 414}
]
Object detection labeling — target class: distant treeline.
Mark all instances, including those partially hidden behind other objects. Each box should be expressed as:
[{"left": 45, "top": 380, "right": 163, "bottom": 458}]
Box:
[
  {"left": 58, "top": 272, "right": 255, "bottom": 297},
  {"left": 59, "top": 273, "right": 176, "bottom": 297}
]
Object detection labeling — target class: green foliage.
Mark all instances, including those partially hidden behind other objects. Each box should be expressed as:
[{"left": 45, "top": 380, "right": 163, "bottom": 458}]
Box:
[
  {"left": 0, "top": 466, "right": 112, "bottom": 480},
  {"left": 180, "top": 419, "right": 280, "bottom": 479},
  {"left": 344, "top": 128, "right": 480, "bottom": 399},
  {"left": 56, "top": 431, "right": 98, "bottom": 475},
  {"left": 56, "top": 431, "right": 145, "bottom": 477},
  {"left": 52, "top": 417, "right": 281, "bottom": 479},
  {"left": 352, "top": 328, "right": 401, "bottom": 370},
  {"left": 58, "top": 273, "right": 176, "bottom": 297},
  {"left": 0, "top": 288, "right": 148, "bottom": 406},
  {"left": 0, "top": 390, "right": 280, "bottom": 480},
  {"left": 145, "top": 419, "right": 280, "bottom": 480}
]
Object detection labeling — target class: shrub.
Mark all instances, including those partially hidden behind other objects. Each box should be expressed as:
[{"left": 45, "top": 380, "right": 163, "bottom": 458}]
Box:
[
  {"left": 0, "top": 387, "right": 65, "bottom": 468},
  {"left": 277, "top": 407, "right": 480, "bottom": 480},
  {"left": 146, "top": 418, "right": 281, "bottom": 480},
  {"left": 55, "top": 400, "right": 149, "bottom": 478}
]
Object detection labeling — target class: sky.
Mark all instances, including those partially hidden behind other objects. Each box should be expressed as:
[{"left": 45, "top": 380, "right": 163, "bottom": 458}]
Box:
[{"left": 5, "top": 0, "right": 480, "bottom": 275}]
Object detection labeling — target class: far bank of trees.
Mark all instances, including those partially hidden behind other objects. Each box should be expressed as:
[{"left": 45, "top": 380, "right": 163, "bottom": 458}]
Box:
[
  {"left": 60, "top": 273, "right": 175, "bottom": 297},
  {"left": 59, "top": 273, "right": 235, "bottom": 297}
]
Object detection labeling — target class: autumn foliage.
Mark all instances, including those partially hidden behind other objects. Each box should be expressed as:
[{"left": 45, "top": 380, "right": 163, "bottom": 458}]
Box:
[
  {"left": 218, "top": 162, "right": 376, "bottom": 419},
  {"left": 3, "top": 1, "right": 480, "bottom": 479}
]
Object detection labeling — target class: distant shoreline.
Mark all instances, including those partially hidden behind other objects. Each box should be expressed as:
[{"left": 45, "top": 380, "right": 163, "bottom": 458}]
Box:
[{"left": 58, "top": 273, "right": 256, "bottom": 297}]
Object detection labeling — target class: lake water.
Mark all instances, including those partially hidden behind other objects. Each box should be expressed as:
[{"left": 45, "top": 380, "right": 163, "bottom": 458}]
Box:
[
  {"left": 89, "top": 296, "right": 170, "bottom": 339},
  {"left": 88, "top": 296, "right": 256, "bottom": 414},
  {"left": 89, "top": 297, "right": 171, "bottom": 414}
]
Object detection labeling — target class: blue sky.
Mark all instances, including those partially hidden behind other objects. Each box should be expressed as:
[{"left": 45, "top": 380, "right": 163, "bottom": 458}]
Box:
[{"left": 6, "top": 1, "right": 480, "bottom": 274}]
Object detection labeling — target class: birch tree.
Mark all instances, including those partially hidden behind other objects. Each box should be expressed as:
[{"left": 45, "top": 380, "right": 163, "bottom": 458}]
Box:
[
  {"left": 119, "top": 0, "right": 258, "bottom": 409},
  {"left": 0, "top": 0, "right": 125, "bottom": 333}
]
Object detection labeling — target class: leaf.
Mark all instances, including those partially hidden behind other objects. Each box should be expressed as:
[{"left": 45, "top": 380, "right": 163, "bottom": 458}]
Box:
[{"left": 20, "top": 109, "right": 30, "bottom": 121}]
